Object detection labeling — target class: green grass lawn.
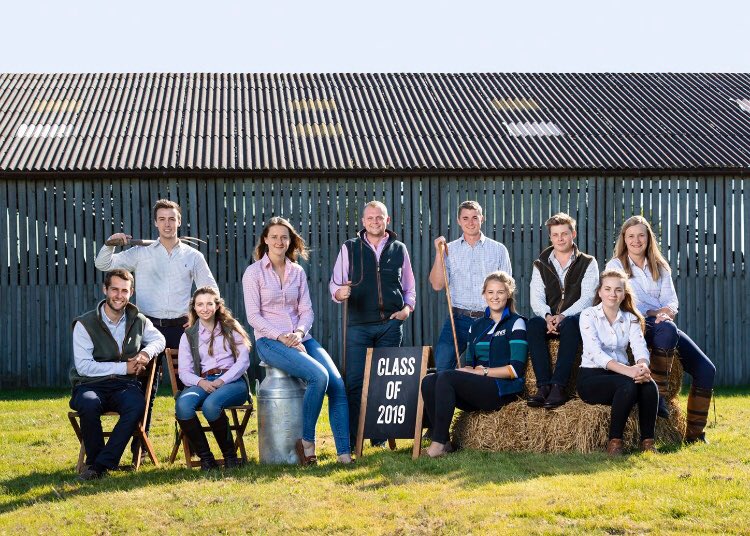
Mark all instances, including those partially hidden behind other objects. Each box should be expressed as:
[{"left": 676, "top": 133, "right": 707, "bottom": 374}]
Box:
[{"left": 1, "top": 388, "right": 748, "bottom": 535}]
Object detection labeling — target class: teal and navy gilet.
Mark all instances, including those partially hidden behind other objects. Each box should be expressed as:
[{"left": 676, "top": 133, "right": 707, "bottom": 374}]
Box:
[
  {"left": 463, "top": 308, "right": 528, "bottom": 397},
  {"left": 69, "top": 301, "right": 147, "bottom": 387},
  {"left": 346, "top": 229, "right": 407, "bottom": 325}
]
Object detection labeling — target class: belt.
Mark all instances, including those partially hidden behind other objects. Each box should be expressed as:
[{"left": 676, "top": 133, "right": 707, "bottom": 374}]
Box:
[
  {"left": 146, "top": 315, "right": 188, "bottom": 328},
  {"left": 452, "top": 307, "right": 485, "bottom": 319},
  {"left": 201, "top": 368, "right": 230, "bottom": 378}
]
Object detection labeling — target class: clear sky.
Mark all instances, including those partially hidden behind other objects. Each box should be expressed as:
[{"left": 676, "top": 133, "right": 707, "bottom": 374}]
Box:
[{"left": 1, "top": 0, "right": 748, "bottom": 73}]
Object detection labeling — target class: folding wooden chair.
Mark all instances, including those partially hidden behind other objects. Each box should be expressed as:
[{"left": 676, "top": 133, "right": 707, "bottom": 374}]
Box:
[
  {"left": 165, "top": 348, "right": 254, "bottom": 468},
  {"left": 68, "top": 357, "right": 160, "bottom": 473}
]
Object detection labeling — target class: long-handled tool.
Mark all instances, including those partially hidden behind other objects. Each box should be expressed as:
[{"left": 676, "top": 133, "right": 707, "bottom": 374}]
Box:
[
  {"left": 440, "top": 242, "right": 461, "bottom": 368},
  {"left": 331, "top": 241, "right": 365, "bottom": 379},
  {"left": 106, "top": 236, "right": 207, "bottom": 248}
]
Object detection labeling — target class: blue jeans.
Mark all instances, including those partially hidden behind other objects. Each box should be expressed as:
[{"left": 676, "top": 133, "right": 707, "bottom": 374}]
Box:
[
  {"left": 345, "top": 319, "right": 404, "bottom": 444},
  {"left": 175, "top": 375, "right": 249, "bottom": 422},
  {"left": 256, "top": 337, "right": 351, "bottom": 455},
  {"left": 434, "top": 314, "right": 475, "bottom": 371},
  {"left": 70, "top": 378, "right": 145, "bottom": 471},
  {"left": 644, "top": 317, "right": 716, "bottom": 390}
]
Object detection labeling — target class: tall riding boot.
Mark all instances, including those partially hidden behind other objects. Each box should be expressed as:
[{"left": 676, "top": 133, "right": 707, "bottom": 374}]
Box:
[
  {"left": 685, "top": 385, "right": 712, "bottom": 443},
  {"left": 209, "top": 412, "right": 242, "bottom": 468},
  {"left": 650, "top": 348, "right": 675, "bottom": 418},
  {"left": 178, "top": 417, "right": 219, "bottom": 471}
]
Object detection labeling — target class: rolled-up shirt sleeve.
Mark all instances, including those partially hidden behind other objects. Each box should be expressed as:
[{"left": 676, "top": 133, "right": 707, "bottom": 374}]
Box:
[
  {"left": 73, "top": 322, "right": 128, "bottom": 377},
  {"left": 579, "top": 309, "right": 616, "bottom": 370},
  {"left": 401, "top": 248, "right": 417, "bottom": 310},
  {"left": 218, "top": 334, "right": 251, "bottom": 386},
  {"left": 177, "top": 333, "right": 202, "bottom": 387},
  {"left": 329, "top": 245, "right": 349, "bottom": 303},
  {"left": 659, "top": 269, "right": 679, "bottom": 315}
]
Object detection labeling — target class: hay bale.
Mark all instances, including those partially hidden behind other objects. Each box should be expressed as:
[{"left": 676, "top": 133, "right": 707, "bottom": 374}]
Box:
[
  {"left": 524, "top": 339, "right": 581, "bottom": 397},
  {"left": 665, "top": 353, "right": 684, "bottom": 400},
  {"left": 452, "top": 397, "right": 685, "bottom": 453}
]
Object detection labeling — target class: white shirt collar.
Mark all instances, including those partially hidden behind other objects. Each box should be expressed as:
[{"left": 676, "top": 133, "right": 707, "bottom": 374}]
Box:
[{"left": 592, "top": 302, "right": 625, "bottom": 324}]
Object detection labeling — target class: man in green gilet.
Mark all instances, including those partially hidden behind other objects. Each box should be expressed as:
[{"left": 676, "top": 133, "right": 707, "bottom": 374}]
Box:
[{"left": 69, "top": 269, "right": 165, "bottom": 480}]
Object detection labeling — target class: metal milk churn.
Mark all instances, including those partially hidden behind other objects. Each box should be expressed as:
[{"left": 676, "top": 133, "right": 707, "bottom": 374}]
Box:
[{"left": 257, "top": 363, "right": 305, "bottom": 464}]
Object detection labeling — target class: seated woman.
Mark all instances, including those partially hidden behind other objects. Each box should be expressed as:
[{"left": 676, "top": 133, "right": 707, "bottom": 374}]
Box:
[
  {"left": 606, "top": 216, "right": 716, "bottom": 442},
  {"left": 176, "top": 286, "right": 251, "bottom": 470},
  {"left": 243, "top": 217, "right": 352, "bottom": 465},
  {"left": 577, "top": 269, "right": 657, "bottom": 455},
  {"left": 421, "top": 271, "right": 528, "bottom": 458}
]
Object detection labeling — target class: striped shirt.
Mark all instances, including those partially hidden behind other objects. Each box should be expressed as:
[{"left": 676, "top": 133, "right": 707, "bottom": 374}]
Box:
[
  {"left": 177, "top": 324, "right": 250, "bottom": 387},
  {"left": 95, "top": 239, "right": 218, "bottom": 319},
  {"left": 242, "top": 254, "right": 314, "bottom": 342},
  {"left": 445, "top": 233, "right": 512, "bottom": 311},
  {"left": 606, "top": 257, "right": 679, "bottom": 316}
]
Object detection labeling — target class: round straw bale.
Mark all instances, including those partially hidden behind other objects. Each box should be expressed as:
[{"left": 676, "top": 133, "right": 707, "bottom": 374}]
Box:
[{"left": 523, "top": 339, "right": 582, "bottom": 397}]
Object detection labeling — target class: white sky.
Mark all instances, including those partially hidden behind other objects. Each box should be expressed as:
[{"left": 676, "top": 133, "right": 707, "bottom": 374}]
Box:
[{"left": 1, "top": 0, "right": 748, "bottom": 73}]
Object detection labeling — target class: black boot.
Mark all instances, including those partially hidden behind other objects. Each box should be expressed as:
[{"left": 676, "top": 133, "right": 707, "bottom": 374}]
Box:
[
  {"left": 657, "top": 395, "right": 670, "bottom": 418},
  {"left": 209, "top": 412, "right": 243, "bottom": 469},
  {"left": 178, "top": 417, "right": 219, "bottom": 471},
  {"left": 543, "top": 384, "right": 569, "bottom": 409},
  {"left": 527, "top": 384, "right": 551, "bottom": 408}
]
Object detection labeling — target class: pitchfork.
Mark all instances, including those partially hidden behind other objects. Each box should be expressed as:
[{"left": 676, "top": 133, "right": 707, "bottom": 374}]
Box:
[{"left": 331, "top": 239, "right": 365, "bottom": 379}]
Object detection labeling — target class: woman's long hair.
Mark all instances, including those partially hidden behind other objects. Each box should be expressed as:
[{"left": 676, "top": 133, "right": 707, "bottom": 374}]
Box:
[
  {"left": 612, "top": 216, "right": 670, "bottom": 281},
  {"left": 253, "top": 216, "right": 309, "bottom": 262},
  {"left": 187, "top": 287, "right": 251, "bottom": 358},
  {"left": 481, "top": 270, "right": 517, "bottom": 313},
  {"left": 592, "top": 269, "right": 645, "bottom": 332}
]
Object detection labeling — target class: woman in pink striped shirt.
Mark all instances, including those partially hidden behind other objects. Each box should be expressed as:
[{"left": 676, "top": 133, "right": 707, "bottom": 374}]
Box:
[{"left": 243, "top": 217, "right": 352, "bottom": 465}]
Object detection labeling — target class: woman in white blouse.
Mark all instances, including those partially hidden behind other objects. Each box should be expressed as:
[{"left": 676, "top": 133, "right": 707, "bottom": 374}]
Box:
[
  {"left": 577, "top": 269, "right": 658, "bottom": 455},
  {"left": 606, "top": 216, "right": 715, "bottom": 443}
]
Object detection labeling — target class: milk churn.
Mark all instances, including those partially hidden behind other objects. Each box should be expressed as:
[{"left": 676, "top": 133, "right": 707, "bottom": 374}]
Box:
[{"left": 257, "top": 363, "right": 305, "bottom": 464}]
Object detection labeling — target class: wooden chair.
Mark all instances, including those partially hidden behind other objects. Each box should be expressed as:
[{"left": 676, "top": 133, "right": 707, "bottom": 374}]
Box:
[
  {"left": 68, "top": 357, "right": 160, "bottom": 473},
  {"left": 165, "top": 348, "right": 254, "bottom": 468}
]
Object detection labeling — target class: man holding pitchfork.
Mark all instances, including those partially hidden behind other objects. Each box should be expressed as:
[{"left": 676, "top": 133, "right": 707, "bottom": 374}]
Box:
[{"left": 428, "top": 201, "right": 512, "bottom": 372}]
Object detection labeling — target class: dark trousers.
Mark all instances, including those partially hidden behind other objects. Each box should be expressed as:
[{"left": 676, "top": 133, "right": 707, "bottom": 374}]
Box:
[
  {"left": 434, "top": 314, "right": 475, "bottom": 371},
  {"left": 644, "top": 317, "right": 716, "bottom": 390},
  {"left": 420, "top": 371, "right": 516, "bottom": 444},
  {"left": 345, "top": 319, "right": 403, "bottom": 445},
  {"left": 132, "top": 322, "right": 184, "bottom": 457},
  {"left": 70, "top": 379, "right": 146, "bottom": 471},
  {"left": 577, "top": 367, "right": 658, "bottom": 441},
  {"left": 527, "top": 314, "right": 581, "bottom": 387}
]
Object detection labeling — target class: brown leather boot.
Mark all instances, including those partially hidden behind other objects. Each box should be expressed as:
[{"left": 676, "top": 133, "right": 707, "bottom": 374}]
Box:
[
  {"left": 650, "top": 348, "right": 675, "bottom": 418},
  {"left": 685, "top": 385, "right": 712, "bottom": 443},
  {"left": 526, "top": 384, "right": 551, "bottom": 408},
  {"left": 640, "top": 438, "right": 656, "bottom": 453},
  {"left": 606, "top": 438, "right": 624, "bottom": 456}
]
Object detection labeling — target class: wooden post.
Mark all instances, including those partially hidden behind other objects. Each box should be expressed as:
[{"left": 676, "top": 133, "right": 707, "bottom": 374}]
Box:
[{"left": 440, "top": 242, "right": 461, "bottom": 368}]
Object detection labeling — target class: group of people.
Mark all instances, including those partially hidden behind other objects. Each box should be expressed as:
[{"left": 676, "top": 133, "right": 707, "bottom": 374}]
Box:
[{"left": 68, "top": 197, "right": 716, "bottom": 480}]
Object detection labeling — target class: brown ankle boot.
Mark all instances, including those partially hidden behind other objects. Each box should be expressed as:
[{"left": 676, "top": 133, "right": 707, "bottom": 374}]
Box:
[
  {"left": 606, "top": 438, "right": 624, "bottom": 456},
  {"left": 650, "top": 349, "right": 675, "bottom": 417},
  {"left": 685, "top": 385, "right": 712, "bottom": 443},
  {"left": 640, "top": 439, "right": 656, "bottom": 453}
]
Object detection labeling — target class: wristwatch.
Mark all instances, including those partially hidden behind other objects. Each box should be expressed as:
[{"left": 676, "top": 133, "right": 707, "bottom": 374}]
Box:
[{"left": 482, "top": 366, "right": 489, "bottom": 376}]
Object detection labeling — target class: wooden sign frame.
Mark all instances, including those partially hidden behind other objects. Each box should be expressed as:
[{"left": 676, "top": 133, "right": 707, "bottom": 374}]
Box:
[{"left": 355, "top": 346, "right": 431, "bottom": 460}]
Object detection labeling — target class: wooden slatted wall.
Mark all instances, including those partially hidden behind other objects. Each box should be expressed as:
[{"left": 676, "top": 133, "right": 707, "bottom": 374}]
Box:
[{"left": 0, "top": 175, "right": 746, "bottom": 387}]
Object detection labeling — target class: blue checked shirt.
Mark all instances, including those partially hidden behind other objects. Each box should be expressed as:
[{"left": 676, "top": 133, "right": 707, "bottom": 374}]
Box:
[{"left": 445, "top": 233, "right": 512, "bottom": 311}]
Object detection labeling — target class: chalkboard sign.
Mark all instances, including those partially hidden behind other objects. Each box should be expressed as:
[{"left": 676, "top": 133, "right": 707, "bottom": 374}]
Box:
[{"left": 355, "top": 346, "right": 431, "bottom": 459}]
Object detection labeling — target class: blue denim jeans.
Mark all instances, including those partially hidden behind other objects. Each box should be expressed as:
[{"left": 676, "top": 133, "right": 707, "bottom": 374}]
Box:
[
  {"left": 644, "top": 317, "right": 716, "bottom": 390},
  {"left": 345, "top": 319, "right": 404, "bottom": 445},
  {"left": 434, "top": 314, "right": 476, "bottom": 371},
  {"left": 256, "top": 337, "right": 351, "bottom": 455},
  {"left": 175, "top": 375, "right": 249, "bottom": 422}
]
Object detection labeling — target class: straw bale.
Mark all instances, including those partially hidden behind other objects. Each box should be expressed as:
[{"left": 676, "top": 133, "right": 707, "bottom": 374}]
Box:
[{"left": 452, "top": 397, "right": 685, "bottom": 453}]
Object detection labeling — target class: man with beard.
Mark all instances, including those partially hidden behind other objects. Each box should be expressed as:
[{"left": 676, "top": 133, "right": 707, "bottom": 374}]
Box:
[
  {"left": 69, "top": 269, "right": 165, "bottom": 480},
  {"left": 330, "top": 201, "right": 416, "bottom": 449}
]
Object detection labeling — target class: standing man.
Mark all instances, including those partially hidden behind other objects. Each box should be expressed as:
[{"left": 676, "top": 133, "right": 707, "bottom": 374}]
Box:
[
  {"left": 330, "top": 201, "right": 417, "bottom": 448},
  {"left": 95, "top": 199, "right": 218, "bottom": 459},
  {"left": 428, "top": 200, "right": 512, "bottom": 371},
  {"left": 70, "top": 269, "right": 165, "bottom": 480},
  {"left": 527, "top": 213, "right": 599, "bottom": 409}
]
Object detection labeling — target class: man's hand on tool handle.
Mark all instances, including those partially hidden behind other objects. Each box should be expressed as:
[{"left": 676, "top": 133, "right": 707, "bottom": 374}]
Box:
[
  {"left": 105, "top": 233, "right": 132, "bottom": 246},
  {"left": 434, "top": 236, "right": 447, "bottom": 255},
  {"left": 335, "top": 281, "right": 352, "bottom": 301}
]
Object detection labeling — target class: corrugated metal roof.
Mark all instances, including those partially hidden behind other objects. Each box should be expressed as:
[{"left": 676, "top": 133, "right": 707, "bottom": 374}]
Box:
[{"left": 2, "top": 72, "right": 750, "bottom": 172}]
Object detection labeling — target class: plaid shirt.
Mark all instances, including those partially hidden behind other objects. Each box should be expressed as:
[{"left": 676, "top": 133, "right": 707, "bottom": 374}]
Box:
[{"left": 242, "top": 254, "right": 314, "bottom": 342}]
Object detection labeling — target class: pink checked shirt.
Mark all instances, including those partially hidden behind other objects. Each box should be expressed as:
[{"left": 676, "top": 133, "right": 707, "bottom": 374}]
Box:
[
  {"left": 242, "top": 254, "right": 314, "bottom": 342},
  {"left": 177, "top": 324, "right": 250, "bottom": 387}
]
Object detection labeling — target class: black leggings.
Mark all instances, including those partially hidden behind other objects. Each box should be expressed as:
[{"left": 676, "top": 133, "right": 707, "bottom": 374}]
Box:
[
  {"left": 576, "top": 367, "right": 658, "bottom": 441},
  {"left": 421, "top": 371, "right": 517, "bottom": 444}
]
